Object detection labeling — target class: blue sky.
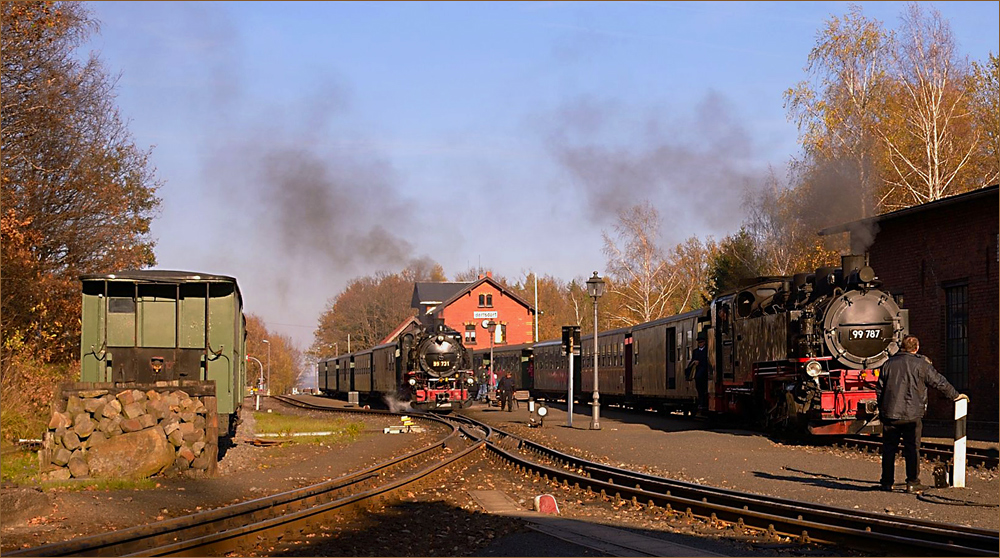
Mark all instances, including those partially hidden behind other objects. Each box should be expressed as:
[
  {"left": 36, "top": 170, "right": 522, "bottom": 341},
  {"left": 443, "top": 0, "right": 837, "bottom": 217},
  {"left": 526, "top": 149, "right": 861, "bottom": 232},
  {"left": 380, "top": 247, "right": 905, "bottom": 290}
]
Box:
[{"left": 81, "top": 1, "right": 999, "bottom": 352}]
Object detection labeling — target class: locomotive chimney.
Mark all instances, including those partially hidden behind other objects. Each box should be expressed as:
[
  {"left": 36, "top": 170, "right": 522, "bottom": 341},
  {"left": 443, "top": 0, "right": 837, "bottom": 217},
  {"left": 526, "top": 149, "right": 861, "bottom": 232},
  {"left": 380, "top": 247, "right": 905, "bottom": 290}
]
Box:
[{"left": 841, "top": 254, "right": 865, "bottom": 275}]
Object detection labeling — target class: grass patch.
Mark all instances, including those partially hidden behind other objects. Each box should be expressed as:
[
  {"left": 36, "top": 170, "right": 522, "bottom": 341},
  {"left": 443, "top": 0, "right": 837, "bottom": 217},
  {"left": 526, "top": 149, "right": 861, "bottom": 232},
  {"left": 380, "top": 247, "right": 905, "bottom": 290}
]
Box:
[
  {"left": 1, "top": 449, "right": 38, "bottom": 484},
  {"left": 41, "top": 477, "right": 158, "bottom": 492},
  {"left": 253, "top": 411, "right": 364, "bottom": 444},
  {"left": 1, "top": 449, "right": 156, "bottom": 491}
]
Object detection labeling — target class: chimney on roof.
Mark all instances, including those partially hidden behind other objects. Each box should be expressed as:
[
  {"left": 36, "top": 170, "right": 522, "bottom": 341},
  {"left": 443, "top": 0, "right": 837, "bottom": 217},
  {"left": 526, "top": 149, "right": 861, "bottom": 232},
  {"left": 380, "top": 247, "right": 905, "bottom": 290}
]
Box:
[
  {"left": 478, "top": 274, "right": 484, "bottom": 280},
  {"left": 486, "top": 271, "right": 492, "bottom": 278}
]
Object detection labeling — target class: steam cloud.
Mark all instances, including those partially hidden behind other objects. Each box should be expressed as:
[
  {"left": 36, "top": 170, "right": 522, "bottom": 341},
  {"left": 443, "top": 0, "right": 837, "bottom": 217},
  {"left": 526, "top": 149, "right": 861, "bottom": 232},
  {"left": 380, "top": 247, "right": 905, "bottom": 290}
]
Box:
[{"left": 542, "top": 92, "right": 766, "bottom": 236}]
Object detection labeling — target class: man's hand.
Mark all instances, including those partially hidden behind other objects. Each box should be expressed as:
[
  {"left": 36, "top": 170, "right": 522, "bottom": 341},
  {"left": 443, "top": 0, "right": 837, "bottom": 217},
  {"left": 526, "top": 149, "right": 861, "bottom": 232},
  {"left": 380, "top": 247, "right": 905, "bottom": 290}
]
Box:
[{"left": 955, "top": 393, "right": 970, "bottom": 402}]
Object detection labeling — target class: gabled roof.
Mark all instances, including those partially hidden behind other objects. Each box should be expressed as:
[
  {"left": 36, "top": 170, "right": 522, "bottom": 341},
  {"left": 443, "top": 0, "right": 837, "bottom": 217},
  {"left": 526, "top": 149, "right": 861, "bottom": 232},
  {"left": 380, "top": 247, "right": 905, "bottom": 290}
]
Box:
[
  {"left": 819, "top": 184, "right": 998, "bottom": 236},
  {"left": 411, "top": 282, "right": 472, "bottom": 308},
  {"left": 435, "top": 276, "right": 535, "bottom": 314},
  {"left": 410, "top": 277, "right": 536, "bottom": 315}
]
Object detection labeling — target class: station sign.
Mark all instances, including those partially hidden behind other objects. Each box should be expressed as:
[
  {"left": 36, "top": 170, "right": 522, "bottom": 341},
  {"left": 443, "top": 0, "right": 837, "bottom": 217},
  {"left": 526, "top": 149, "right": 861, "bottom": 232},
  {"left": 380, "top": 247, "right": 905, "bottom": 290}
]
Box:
[{"left": 474, "top": 311, "right": 498, "bottom": 319}]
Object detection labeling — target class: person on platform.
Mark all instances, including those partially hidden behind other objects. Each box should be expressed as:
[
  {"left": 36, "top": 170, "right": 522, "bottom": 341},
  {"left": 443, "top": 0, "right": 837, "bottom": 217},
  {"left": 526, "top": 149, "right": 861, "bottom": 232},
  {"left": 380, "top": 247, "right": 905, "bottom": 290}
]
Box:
[
  {"left": 476, "top": 366, "right": 489, "bottom": 401},
  {"left": 497, "top": 371, "right": 515, "bottom": 412},
  {"left": 686, "top": 332, "right": 710, "bottom": 414},
  {"left": 876, "top": 334, "right": 967, "bottom": 493}
]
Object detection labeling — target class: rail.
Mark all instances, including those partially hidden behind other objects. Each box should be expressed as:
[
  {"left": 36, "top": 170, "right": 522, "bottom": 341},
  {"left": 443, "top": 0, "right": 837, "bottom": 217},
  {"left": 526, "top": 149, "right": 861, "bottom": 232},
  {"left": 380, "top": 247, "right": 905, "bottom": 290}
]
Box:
[
  {"left": 9, "top": 398, "right": 480, "bottom": 557},
  {"left": 464, "top": 415, "right": 999, "bottom": 556}
]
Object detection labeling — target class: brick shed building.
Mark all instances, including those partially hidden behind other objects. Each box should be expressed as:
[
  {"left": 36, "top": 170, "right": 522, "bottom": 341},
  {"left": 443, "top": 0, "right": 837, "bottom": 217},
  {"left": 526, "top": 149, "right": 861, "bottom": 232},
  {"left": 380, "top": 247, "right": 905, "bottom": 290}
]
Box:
[
  {"left": 410, "top": 273, "right": 535, "bottom": 348},
  {"left": 821, "top": 185, "right": 998, "bottom": 428}
]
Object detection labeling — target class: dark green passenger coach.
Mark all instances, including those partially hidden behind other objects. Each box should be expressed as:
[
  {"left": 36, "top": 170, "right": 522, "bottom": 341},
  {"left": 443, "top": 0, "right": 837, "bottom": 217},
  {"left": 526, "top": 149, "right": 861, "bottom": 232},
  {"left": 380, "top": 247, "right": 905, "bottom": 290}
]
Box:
[{"left": 80, "top": 270, "right": 247, "bottom": 435}]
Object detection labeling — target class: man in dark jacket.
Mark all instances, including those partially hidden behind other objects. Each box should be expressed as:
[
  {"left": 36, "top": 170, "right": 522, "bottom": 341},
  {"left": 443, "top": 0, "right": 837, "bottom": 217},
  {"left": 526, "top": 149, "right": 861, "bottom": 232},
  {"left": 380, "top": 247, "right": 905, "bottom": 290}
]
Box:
[
  {"left": 497, "top": 372, "right": 515, "bottom": 412},
  {"left": 687, "top": 333, "right": 710, "bottom": 413},
  {"left": 876, "top": 334, "right": 967, "bottom": 493}
]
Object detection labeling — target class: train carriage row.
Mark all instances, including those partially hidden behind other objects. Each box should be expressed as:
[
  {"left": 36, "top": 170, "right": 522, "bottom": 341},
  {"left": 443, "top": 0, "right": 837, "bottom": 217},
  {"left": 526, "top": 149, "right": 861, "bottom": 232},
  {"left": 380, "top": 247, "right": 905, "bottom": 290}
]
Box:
[{"left": 318, "top": 254, "right": 905, "bottom": 435}]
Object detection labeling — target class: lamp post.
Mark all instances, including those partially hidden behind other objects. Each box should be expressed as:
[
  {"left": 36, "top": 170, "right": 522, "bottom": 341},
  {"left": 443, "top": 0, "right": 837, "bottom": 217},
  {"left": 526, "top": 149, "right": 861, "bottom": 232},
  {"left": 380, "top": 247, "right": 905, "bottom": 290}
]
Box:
[
  {"left": 248, "top": 356, "right": 264, "bottom": 410},
  {"left": 486, "top": 321, "right": 496, "bottom": 394},
  {"left": 262, "top": 339, "right": 271, "bottom": 395},
  {"left": 586, "top": 271, "right": 606, "bottom": 430}
]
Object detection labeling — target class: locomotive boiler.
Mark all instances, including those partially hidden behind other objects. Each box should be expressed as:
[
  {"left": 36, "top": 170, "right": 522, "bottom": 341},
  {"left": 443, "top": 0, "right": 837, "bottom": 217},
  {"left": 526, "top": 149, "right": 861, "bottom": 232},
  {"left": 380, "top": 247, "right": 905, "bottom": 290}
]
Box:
[{"left": 710, "top": 254, "right": 908, "bottom": 434}]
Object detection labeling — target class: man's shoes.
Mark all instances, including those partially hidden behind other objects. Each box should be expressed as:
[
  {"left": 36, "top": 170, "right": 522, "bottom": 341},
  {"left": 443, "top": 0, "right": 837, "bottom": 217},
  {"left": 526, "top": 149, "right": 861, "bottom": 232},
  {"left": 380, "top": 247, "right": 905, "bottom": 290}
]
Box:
[
  {"left": 877, "top": 484, "right": 893, "bottom": 492},
  {"left": 905, "top": 482, "right": 927, "bottom": 494}
]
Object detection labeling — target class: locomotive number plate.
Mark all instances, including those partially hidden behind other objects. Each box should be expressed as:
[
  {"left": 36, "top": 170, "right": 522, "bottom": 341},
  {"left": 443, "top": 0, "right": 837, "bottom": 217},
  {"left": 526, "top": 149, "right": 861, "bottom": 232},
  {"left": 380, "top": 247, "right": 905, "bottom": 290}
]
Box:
[{"left": 850, "top": 328, "right": 882, "bottom": 340}]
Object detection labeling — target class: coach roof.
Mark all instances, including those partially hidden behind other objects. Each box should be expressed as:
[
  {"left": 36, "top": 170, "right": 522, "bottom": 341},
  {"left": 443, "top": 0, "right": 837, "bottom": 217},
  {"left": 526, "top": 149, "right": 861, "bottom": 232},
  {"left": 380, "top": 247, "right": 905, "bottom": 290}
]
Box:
[{"left": 80, "top": 269, "right": 239, "bottom": 284}]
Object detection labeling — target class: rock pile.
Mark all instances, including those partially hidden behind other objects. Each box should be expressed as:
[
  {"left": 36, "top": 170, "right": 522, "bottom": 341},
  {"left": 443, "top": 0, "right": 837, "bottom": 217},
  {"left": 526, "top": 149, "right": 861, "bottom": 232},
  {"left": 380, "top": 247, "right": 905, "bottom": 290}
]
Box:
[{"left": 40, "top": 383, "right": 219, "bottom": 480}]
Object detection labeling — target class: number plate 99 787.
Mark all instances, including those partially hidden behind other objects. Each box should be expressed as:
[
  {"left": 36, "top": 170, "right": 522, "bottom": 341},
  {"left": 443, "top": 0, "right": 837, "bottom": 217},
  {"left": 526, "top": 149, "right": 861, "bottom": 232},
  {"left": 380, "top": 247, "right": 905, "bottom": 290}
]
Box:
[{"left": 850, "top": 329, "right": 882, "bottom": 340}]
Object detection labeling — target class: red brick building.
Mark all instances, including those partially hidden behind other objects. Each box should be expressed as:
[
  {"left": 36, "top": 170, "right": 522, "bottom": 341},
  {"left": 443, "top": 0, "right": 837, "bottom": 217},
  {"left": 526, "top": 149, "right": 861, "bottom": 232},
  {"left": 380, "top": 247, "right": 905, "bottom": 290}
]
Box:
[
  {"left": 410, "top": 273, "right": 535, "bottom": 348},
  {"left": 822, "top": 185, "right": 998, "bottom": 427}
]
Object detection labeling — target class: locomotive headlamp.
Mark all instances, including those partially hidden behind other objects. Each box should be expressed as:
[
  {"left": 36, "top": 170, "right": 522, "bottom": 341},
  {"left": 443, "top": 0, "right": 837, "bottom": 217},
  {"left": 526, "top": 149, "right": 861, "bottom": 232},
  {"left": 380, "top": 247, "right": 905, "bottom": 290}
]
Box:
[
  {"left": 436, "top": 335, "right": 444, "bottom": 343},
  {"left": 805, "top": 359, "right": 823, "bottom": 378},
  {"left": 467, "top": 377, "right": 475, "bottom": 384},
  {"left": 408, "top": 378, "right": 417, "bottom": 386}
]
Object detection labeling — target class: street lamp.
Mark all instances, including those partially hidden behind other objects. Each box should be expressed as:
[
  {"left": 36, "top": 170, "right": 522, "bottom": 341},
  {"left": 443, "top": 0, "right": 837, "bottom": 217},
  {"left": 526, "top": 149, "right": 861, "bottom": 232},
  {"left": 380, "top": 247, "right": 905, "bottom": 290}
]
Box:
[
  {"left": 586, "top": 271, "right": 606, "bottom": 430},
  {"left": 262, "top": 339, "right": 270, "bottom": 395}
]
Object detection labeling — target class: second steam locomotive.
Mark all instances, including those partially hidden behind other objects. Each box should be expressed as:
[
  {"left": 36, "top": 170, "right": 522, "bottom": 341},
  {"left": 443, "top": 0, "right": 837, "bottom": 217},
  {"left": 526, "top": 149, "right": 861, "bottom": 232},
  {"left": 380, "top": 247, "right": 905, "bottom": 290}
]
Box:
[{"left": 318, "top": 319, "right": 475, "bottom": 411}]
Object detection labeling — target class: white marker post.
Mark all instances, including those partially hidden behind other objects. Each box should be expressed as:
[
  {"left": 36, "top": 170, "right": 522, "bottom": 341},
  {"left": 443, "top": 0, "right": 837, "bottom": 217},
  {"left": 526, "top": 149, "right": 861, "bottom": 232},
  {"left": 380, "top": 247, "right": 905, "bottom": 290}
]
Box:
[{"left": 953, "top": 397, "right": 968, "bottom": 488}]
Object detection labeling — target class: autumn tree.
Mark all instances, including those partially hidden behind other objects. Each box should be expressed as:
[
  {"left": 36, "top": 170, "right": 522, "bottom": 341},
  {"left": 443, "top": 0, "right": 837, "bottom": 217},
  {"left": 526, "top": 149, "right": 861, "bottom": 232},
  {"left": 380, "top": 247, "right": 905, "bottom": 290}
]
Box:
[
  {"left": 246, "top": 314, "right": 306, "bottom": 394},
  {"left": 880, "top": 3, "right": 982, "bottom": 205},
  {"left": 969, "top": 53, "right": 1000, "bottom": 185},
  {"left": 1, "top": 1, "right": 161, "bottom": 367},
  {"left": 602, "top": 204, "right": 695, "bottom": 326},
  {"left": 706, "top": 228, "right": 766, "bottom": 297},
  {"left": 786, "top": 3, "right": 990, "bottom": 218},
  {"left": 784, "top": 4, "right": 892, "bottom": 218},
  {"left": 311, "top": 270, "right": 417, "bottom": 358},
  {"left": 401, "top": 257, "right": 447, "bottom": 282}
]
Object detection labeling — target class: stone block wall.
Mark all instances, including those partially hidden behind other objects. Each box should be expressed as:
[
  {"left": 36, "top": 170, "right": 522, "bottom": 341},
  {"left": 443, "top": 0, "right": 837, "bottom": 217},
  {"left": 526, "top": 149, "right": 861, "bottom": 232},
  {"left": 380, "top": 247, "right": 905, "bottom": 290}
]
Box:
[{"left": 39, "top": 381, "right": 220, "bottom": 480}]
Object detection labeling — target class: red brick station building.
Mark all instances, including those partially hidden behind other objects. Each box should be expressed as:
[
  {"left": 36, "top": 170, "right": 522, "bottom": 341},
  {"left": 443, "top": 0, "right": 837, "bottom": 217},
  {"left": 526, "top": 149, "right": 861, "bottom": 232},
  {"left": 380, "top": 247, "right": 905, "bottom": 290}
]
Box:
[
  {"left": 822, "top": 185, "right": 998, "bottom": 431},
  {"left": 408, "top": 272, "right": 535, "bottom": 348}
]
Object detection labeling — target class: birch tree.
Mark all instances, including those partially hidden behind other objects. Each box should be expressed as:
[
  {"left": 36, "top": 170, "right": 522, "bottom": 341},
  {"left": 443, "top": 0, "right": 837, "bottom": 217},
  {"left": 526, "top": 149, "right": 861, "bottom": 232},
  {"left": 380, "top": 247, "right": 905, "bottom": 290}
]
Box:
[
  {"left": 602, "top": 204, "right": 683, "bottom": 326},
  {"left": 784, "top": 4, "right": 892, "bottom": 217},
  {"left": 880, "top": 3, "right": 981, "bottom": 205}
]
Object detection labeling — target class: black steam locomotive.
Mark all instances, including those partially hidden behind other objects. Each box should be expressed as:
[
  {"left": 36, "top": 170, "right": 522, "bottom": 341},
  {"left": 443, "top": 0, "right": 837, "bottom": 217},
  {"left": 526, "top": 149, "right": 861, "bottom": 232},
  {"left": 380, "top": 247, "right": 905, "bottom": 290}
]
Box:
[
  {"left": 318, "top": 320, "right": 475, "bottom": 411},
  {"left": 709, "top": 254, "right": 907, "bottom": 434},
  {"left": 480, "top": 254, "right": 906, "bottom": 435}
]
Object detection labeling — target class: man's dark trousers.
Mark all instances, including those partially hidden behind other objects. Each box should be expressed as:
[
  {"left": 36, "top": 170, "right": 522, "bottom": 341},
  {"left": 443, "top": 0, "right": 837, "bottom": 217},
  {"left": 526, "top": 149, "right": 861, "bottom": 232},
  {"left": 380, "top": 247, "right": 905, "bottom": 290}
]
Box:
[{"left": 881, "top": 418, "right": 922, "bottom": 486}]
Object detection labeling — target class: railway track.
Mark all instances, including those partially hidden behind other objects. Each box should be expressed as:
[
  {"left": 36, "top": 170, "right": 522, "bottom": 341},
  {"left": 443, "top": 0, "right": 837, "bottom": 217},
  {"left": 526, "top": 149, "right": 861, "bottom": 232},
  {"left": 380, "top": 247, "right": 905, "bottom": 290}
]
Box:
[
  {"left": 835, "top": 435, "right": 1000, "bottom": 470},
  {"left": 8, "top": 400, "right": 484, "bottom": 557},
  {"left": 459, "top": 414, "right": 1000, "bottom": 557},
  {"left": 556, "top": 400, "right": 999, "bottom": 470}
]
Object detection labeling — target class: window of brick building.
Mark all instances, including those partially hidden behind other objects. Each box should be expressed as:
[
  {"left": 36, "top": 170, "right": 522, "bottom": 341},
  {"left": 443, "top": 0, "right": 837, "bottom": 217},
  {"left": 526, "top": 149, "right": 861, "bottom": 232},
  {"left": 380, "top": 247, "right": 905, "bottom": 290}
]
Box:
[
  {"left": 478, "top": 294, "right": 485, "bottom": 307},
  {"left": 944, "top": 282, "right": 968, "bottom": 390},
  {"left": 465, "top": 324, "right": 477, "bottom": 345},
  {"left": 486, "top": 294, "right": 493, "bottom": 307}
]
